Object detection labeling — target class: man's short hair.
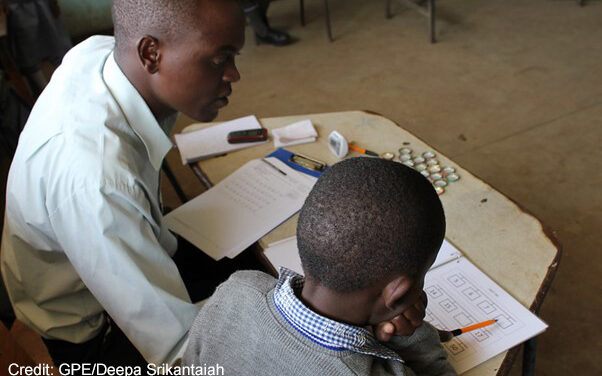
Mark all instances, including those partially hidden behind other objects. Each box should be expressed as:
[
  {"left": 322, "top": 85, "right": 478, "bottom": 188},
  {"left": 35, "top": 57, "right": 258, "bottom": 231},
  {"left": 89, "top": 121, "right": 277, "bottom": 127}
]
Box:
[
  {"left": 112, "top": 0, "right": 203, "bottom": 48},
  {"left": 297, "top": 157, "right": 445, "bottom": 293}
]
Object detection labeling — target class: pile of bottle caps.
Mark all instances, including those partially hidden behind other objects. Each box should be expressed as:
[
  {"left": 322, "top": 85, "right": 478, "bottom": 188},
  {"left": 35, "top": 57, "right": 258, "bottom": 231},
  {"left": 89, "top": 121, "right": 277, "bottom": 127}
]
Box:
[{"left": 380, "top": 148, "right": 460, "bottom": 195}]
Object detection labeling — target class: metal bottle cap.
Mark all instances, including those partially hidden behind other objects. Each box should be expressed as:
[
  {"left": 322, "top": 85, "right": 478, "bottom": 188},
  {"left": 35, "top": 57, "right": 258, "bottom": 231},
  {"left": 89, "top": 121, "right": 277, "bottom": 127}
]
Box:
[
  {"left": 413, "top": 156, "right": 426, "bottom": 164},
  {"left": 400, "top": 154, "right": 412, "bottom": 162},
  {"left": 428, "top": 165, "right": 441, "bottom": 173},
  {"left": 402, "top": 160, "right": 415, "bottom": 167},
  {"left": 423, "top": 151, "right": 436, "bottom": 159},
  {"left": 435, "top": 186, "right": 445, "bottom": 195},
  {"left": 442, "top": 166, "right": 456, "bottom": 174},
  {"left": 399, "top": 147, "right": 413, "bottom": 155},
  {"left": 446, "top": 173, "right": 460, "bottom": 182},
  {"left": 415, "top": 163, "right": 427, "bottom": 171},
  {"left": 430, "top": 173, "right": 443, "bottom": 180},
  {"left": 434, "top": 179, "right": 447, "bottom": 187},
  {"left": 420, "top": 170, "right": 430, "bottom": 178},
  {"left": 381, "top": 152, "right": 395, "bottom": 160},
  {"left": 426, "top": 159, "right": 439, "bottom": 166}
]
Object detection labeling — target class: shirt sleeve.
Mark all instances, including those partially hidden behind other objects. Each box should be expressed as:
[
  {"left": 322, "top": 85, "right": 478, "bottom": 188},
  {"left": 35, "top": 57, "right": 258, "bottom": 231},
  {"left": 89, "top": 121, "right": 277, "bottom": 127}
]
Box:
[
  {"left": 48, "top": 182, "right": 200, "bottom": 365},
  {"left": 385, "top": 323, "right": 458, "bottom": 376}
]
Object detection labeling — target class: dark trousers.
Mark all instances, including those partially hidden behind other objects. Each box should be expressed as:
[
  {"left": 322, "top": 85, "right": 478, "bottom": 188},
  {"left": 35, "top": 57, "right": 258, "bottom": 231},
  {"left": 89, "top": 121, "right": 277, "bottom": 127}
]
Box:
[{"left": 43, "top": 239, "right": 264, "bottom": 370}]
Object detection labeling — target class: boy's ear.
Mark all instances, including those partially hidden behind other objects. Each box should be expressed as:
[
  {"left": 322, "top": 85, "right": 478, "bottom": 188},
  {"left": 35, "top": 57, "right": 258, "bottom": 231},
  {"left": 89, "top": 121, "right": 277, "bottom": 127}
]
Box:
[
  {"left": 382, "top": 275, "right": 415, "bottom": 311},
  {"left": 137, "top": 35, "right": 161, "bottom": 74}
]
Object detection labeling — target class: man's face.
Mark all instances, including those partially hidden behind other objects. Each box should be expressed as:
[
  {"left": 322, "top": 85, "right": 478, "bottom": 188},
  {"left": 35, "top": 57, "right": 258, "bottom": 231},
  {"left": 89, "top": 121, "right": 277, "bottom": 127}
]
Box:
[{"left": 152, "top": 0, "right": 245, "bottom": 122}]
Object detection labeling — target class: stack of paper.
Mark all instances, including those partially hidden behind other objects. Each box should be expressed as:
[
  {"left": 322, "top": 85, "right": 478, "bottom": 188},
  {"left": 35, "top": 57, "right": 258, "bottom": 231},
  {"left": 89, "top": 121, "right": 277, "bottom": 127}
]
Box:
[
  {"left": 164, "top": 158, "right": 317, "bottom": 260},
  {"left": 174, "top": 115, "right": 268, "bottom": 164}
]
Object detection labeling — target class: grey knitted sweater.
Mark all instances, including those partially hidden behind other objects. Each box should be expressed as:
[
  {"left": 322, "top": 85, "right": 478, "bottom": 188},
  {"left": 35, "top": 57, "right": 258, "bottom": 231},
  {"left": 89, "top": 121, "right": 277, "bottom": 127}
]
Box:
[{"left": 184, "top": 271, "right": 457, "bottom": 376}]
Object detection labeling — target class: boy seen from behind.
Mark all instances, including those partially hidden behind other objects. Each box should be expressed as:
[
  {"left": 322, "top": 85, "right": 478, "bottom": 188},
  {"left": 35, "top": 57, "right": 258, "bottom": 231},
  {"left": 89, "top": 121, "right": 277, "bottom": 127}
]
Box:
[{"left": 184, "top": 157, "right": 457, "bottom": 375}]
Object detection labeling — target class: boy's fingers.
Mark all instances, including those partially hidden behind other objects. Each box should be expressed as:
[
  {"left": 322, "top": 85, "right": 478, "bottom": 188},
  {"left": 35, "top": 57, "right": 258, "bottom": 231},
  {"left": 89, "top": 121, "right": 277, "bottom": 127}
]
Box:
[
  {"left": 390, "top": 315, "right": 417, "bottom": 337},
  {"left": 375, "top": 321, "right": 395, "bottom": 342},
  {"left": 402, "top": 304, "right": 425, "bottom": 327}
]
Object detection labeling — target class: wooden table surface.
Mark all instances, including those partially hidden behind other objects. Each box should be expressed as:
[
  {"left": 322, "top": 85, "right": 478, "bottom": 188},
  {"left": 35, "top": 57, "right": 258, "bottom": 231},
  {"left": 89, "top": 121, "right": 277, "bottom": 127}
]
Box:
[{"left": 184, "top": 110, "right": 561, "bottom": 375}]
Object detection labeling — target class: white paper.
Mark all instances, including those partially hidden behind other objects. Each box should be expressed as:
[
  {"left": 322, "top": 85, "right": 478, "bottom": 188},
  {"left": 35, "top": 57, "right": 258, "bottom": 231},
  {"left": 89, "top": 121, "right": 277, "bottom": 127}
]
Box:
[
  {"left": 164, "top": 158, "right": 317, "bottom": 260},
  {"left": 425, "top": 256, "right": 547, "bottom": 374},
  {"left": 263, "top": 238, "right": 548, "bottom": 374},
  {"left": 272, "top": 119, "right": 317, "bottom": 148},
  {"left": 264, "top": 236, "right": 302, "bottom": 274},
  {"left": 430, "top": 239, "right": 463, "bottom": 270},
  {"left": 174, "top": 115, "right": 268, "bottom": 164}
]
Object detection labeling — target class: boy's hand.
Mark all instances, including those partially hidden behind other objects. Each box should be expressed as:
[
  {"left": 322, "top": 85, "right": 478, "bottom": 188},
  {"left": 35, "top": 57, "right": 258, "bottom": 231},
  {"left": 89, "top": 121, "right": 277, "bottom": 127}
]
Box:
[{"left": 375, "top": 291, "right": 427, "bottom": 342}]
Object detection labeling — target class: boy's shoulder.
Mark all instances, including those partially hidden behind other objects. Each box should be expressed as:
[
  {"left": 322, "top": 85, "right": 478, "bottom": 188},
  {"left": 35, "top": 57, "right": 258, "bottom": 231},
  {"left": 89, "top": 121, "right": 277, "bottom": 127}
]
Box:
[{"left": 219, "top": 270, "right": 277, "bottom": 295}]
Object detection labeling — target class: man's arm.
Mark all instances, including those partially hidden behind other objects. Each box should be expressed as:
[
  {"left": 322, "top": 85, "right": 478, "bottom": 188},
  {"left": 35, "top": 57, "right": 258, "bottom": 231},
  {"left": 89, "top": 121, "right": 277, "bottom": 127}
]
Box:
[{"left": 49, "top": 183, "right": 200, "bottom": 364}]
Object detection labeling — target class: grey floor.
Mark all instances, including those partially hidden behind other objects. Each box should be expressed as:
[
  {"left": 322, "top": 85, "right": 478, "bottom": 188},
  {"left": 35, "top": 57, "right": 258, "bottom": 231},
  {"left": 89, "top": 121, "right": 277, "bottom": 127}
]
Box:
[
  {"left": 163, "top": 0, "right": 601, "bottom": 375},
  {"left": 2, "top": 0, "right": 600, "bottom": 374}
]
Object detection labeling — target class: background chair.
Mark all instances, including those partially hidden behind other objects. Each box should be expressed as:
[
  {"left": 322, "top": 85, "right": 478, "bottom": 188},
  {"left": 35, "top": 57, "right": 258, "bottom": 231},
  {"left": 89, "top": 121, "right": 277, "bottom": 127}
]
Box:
[{"left": 299, "top": 0, "right": 333, "bottom": 42}]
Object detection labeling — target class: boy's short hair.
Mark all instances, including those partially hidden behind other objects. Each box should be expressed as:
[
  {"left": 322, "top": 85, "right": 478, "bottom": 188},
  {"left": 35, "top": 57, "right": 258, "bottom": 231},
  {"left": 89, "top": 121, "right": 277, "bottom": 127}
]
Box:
[{"left": 297, "top": 157, "right": 445, "bottom": 293}]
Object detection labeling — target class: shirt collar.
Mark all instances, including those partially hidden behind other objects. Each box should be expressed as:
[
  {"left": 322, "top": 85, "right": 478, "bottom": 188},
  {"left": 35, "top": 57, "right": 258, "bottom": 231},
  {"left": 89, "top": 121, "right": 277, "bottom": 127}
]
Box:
[
  {"left": 102, "top": 52, "right": 175, "bottom": 171},
  {"left": 273, "top": 268, "right": 402, "bottom": 362}
]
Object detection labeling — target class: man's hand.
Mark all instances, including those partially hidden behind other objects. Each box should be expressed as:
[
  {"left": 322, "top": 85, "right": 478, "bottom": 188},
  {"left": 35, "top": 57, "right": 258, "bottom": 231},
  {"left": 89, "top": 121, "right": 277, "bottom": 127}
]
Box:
[{"left": 374, "top": 291, "right": 428, "bottom": 342}]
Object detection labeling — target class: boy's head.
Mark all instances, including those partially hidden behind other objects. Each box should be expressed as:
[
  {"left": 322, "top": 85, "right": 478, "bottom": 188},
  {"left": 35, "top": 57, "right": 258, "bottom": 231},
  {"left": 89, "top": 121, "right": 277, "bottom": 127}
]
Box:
[
  {"left": 112, "top": 0, "right": 245, "bottom": 122},
  {"left": 297, "top": 157, "right": 445, "bottom": 323}
]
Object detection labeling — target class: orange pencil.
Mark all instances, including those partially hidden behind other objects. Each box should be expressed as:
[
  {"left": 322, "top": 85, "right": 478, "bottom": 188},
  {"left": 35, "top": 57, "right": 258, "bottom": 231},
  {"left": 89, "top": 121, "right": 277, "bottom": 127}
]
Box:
[
  {"left": 439, "top": 320, "right": 497, "bottom": 342},
  {"left": 454, "top": 319, "right": 497, "bottom": 335},
  {"left": 348, "top": 144, "right": 379, "bottom": 157}
]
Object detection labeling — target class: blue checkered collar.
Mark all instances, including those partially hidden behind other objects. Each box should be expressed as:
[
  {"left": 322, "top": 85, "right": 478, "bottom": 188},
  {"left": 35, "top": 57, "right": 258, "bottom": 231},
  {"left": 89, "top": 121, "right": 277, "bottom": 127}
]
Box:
[{"left": 273, "top": 268, "right": 403, "bottom": 362}]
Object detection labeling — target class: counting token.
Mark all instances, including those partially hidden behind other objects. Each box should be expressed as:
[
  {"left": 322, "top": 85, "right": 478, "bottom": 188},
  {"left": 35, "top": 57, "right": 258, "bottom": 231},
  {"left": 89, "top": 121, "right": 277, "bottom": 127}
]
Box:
[
  {"left": 413, "top": 156, "right": 425, "bottom": 164},
  {"left": 446, "top": 173, "right": 460, "bottom": 182},
  {"left": 430, "top": 173, "right": 442, "bottom": 180},
  {"left": 415, "top": 163, "right": 427, "bottom": 171},
  {"left": 434, "top": 179, "right": 447, "bottom": 187},
  {"left": 423, "top": 151, "right": 436, "bottom": 159},
  {"left": 435, "top": 186, "right": 445, "bottom": 195},
  {"left": 399, "top": 147, "right": 413, "bottom": 155},
  {"left": 426, "top": 159, "right": 439, "bottom": 166},
  {"left": 428, "top": 165, "right": 441, "bottom": 173},
  {"left": 381, "top": 152, "right": 395, "bottom": 160},
  {"left": 400, "top": 154, "right": 412, "bottom": 162},
  {"left": 402, "top": 160, "right": 415, "bottom": 167},
  {"left": 420, "top": 170, "right": 430, "bottom": 178},
  {"left": 442, "top": 166, "right": 456, "bottom": 174}
]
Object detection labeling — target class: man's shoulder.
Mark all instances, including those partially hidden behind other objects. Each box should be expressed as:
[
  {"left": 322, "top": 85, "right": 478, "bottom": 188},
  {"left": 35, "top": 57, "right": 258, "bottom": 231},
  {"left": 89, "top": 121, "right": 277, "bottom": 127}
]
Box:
[{"left": 61, "top": 35, "right": 115, "bottom": 67}]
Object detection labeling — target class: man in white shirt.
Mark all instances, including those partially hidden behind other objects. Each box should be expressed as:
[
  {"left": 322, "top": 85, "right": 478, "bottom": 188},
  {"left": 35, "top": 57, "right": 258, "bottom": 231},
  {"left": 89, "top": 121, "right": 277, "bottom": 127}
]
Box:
[{"left": 1, "top": 0, "right": 249, "bottom": 367}]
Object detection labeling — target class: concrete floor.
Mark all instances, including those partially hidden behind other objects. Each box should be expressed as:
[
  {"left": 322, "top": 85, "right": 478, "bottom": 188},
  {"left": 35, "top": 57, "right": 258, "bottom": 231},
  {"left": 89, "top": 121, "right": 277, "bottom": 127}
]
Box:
[{"left": 2, "top": 0, "right": 601, "bottom": 374}]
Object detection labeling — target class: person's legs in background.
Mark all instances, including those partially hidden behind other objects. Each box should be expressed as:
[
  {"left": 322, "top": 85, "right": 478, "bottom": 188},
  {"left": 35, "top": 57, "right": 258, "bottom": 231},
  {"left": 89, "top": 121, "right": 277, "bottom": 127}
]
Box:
[{"left": 240, "top": 0, "right": 293, "bottom": 46}]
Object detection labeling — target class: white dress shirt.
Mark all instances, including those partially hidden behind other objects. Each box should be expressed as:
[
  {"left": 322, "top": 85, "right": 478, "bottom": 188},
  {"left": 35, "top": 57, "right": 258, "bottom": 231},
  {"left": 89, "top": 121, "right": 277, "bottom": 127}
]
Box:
[{"left": 1, "top": 36, "right": 199, "bottom": 364}]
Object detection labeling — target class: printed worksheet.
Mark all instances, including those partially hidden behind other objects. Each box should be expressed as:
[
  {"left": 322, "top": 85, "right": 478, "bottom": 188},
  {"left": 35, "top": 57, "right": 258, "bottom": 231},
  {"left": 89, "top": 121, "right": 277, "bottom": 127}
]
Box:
[
  {"left": 165, "top": 158, "right": 317, "bottom": 260},
  {"left": 424, "top": 243, "right": 548, "bottom": 374}
]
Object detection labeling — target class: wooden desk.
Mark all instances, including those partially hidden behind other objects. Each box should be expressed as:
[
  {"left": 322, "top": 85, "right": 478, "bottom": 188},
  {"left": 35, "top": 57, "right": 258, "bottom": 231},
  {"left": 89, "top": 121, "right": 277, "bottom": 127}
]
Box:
[{"left": 184, "top": 111, "right": 560, "bottom": 376}]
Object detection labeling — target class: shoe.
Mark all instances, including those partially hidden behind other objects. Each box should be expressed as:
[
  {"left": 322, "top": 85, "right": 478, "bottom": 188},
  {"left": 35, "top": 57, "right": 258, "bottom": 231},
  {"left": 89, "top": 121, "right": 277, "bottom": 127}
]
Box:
[{"left": 255, "top": 28, "right": 292, "bottom": 46}]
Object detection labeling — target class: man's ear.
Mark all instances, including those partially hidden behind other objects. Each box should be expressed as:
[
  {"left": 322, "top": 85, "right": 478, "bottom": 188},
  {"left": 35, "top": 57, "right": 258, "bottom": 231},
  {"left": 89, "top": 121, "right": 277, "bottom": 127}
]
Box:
[
  {"left": 382, "top": 275, "right": 415, "bottom": 311},
  {"left": 137, "top": 35, "right": 161, "bottom": 74}
]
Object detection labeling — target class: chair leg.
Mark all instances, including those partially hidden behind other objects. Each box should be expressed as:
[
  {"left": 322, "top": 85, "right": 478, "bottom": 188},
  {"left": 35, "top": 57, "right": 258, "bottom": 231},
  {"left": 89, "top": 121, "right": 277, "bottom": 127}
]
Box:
[
  {"left": 386, "top": 0, "right": 393, "bottom": 19},
  {"left": 162, "top": 161, "right": 188, "bottom": 204},
  {"left": 300, "top": 0, "right": 305, "bottom": 26},
  {"left": 522, "top": 337, "right": 538, "bottom": 376},
  {"left": 324, "top": 0, "right": 333, "bottom": 42},
  {"left": 428, "top": 0, "right": 436, "bottom": 43}
]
